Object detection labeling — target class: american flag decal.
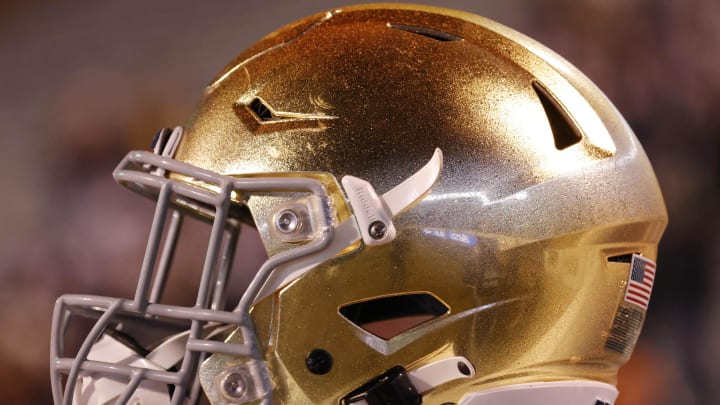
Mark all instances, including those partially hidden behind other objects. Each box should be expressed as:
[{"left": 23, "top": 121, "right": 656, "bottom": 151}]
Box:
[{"left": 624, "top": 254, "right": 656, "bottom": 309}]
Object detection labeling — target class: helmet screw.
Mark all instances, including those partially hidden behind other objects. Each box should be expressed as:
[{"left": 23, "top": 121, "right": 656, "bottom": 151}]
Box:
[
  {"left": 457, "top": 361, "right": 471, "bottom": 376},
  {"left": 306, "top": 348, "right": 333, "bottom": 375},
  {"left": 220, "top": 369, "right": 250, "bottom": 399},
  {"left": 368, "top": 221, "right": 386, "bottom": 240},
  {"left": 276, "top": 209, "right": 300, "bottom": 234}
]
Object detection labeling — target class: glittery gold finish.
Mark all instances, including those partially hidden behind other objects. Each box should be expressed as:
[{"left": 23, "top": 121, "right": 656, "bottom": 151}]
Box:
[{"left": 171, "top": 4, "right": 666, "bottom": 404}]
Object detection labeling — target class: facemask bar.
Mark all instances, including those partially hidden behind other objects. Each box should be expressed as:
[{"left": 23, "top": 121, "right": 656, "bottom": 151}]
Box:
[{"left": 51, "top": 150, "right": 345, "bottom": 405}]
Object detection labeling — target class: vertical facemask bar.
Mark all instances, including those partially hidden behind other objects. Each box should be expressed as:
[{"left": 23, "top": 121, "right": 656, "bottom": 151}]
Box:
[
  {"left": 149, "top": 209, "right": 184, "bottom": 304},
  {"left": 50, "top": 298, "right": 74, "bottom": 402},
  {"left": 196, "top": 182, "right": 233, "bottom": 310},
  {"left": 169, "top": 183, "right": 234, "bottom": 405},
  {"left": 61, "top": 299, "right": 124, "bottom": 405},
  {"left": 50, "top": 302, "right": 66, "bottom": 402},
  {"left": 211, "top": 222, "right": 241, "bottom": 311},
  {"left": 135, "top": 183, "right": 174, "bottom": 310},
  {"left": 188, "top": 361, "right": 206, "bottom": 404}
]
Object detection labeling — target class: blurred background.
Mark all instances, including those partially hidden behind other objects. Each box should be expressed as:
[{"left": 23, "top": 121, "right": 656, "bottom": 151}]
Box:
[{"left": 0, "top": 0, "right": 717, "bottom": 403}]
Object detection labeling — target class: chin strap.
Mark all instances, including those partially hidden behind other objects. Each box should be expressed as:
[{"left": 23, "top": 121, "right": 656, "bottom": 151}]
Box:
[{"left": 459, "top": 380, "right": 618, "bottom": 405}]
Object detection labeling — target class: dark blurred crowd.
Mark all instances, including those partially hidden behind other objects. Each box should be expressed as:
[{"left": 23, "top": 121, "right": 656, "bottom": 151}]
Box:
[{"left": 0, "top": 0, "right": 717, "bottom": 403}]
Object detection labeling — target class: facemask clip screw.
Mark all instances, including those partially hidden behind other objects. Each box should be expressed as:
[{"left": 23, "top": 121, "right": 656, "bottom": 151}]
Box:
[
  {"left": 368, "top": 221, "right": 387, "bottom": 240},
  {"left": 220, "top": 368, "right": 251, "bottom": 400},
  {"left": 276, "top": 209, "right": 300, "bottom": 234}
]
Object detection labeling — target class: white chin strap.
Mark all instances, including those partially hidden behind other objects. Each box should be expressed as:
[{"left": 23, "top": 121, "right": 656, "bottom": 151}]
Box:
[{"left": 459, "top": 380, "right": 618, "bottom": 405}]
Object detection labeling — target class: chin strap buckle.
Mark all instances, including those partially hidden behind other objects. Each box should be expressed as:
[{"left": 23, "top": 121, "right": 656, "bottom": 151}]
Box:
[
  {"left": 343, "top": 366, "right": 421, "bottom": 405},
  {"left": 343, "top": 356, "right": 475, "bottom": 405}
]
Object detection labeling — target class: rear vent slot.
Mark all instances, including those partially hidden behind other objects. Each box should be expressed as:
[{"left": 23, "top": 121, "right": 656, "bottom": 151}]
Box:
[
  {"left": 607, "top": 253, "right": 639, "bottom": 263},
  {"left": 339, "top": 293, "right": 449, "bottom": 340},
  {"left": 249, "top": 98, "right": 273, "bottom": 121},
  {"left": 533, "top": 81, "right": 583, "bottom": 150},
  {"left": 388, "top": 24, "right": 463, "bottom": 42}
]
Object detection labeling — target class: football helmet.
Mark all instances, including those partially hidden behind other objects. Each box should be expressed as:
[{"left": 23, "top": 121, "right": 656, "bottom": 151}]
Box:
[{"left": 51, "top": 4, "right": 667, "bottom": 405}]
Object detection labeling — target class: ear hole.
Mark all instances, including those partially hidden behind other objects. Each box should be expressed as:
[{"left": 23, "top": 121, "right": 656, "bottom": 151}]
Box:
[
  {"left": 533, "top": 81, "right": 583, "bottom": 150},
  {"left": 339, "top": 293, "right": 449, "bottom": 340}
]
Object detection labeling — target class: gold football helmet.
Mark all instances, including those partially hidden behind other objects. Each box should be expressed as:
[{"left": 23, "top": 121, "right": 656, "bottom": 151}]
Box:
[{"left": 51, "top": 4, "right": 667, "bottom": 405}]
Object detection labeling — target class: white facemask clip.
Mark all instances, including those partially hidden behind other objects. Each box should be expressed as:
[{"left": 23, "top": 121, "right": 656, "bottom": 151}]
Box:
[{"left": 342, "top": 148, "right": 443, "bottom": 247}]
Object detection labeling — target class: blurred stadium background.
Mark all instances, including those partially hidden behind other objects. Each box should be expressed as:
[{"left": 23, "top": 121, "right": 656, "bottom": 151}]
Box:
[{"left": 1, "top": 0, "right": 718, "bottom": 403}]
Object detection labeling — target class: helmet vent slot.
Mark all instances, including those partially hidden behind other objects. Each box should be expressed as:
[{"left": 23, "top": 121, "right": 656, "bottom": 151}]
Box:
[
  {"left": 249, "top": 98, "right": 274, "bottom": 121},
  {"left": 607, "top": 253, "right": 639, "bottom": 263},
  {"left": 532, "top": 81, "right": 583, "bottom": 150},
  {"left": 387, "top": 23, "right": 463, "bottom": 42},
  {"left": 339, "top": 293, "right": 449, "bottom": 340},
  {"left": 235, "top": 97, "right": 337, "bottom": 133}
]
